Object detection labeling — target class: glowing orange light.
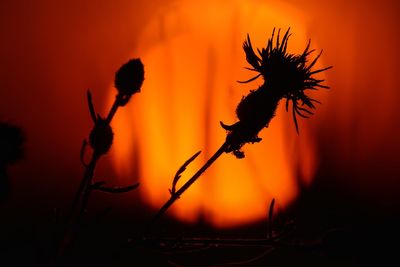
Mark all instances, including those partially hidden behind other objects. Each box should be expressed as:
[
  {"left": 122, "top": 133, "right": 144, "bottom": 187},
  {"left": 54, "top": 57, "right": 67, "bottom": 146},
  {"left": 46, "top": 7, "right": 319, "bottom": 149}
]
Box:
[{"left": 110, "top": 0, "right": 326, "bottom": 228}]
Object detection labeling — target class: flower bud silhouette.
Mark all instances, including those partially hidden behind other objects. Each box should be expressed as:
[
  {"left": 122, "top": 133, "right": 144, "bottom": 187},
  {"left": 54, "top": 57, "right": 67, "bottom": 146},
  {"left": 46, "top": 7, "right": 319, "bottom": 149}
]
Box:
[
  {"left": 114, "top": 58, "right": 144, "bottom": 105},
  {"left": 89, "top": 118, "right": 113, "bottom": 155}
]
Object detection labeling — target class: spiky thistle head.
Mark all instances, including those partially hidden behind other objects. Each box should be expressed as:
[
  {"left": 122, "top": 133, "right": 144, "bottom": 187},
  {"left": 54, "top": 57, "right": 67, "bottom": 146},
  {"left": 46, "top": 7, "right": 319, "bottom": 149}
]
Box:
[
  {"left": 240, "top": 27, "right": 332, "bottom": 132},
  {"left": 222, "top": 28, "right": 332, "bottom": 158}
]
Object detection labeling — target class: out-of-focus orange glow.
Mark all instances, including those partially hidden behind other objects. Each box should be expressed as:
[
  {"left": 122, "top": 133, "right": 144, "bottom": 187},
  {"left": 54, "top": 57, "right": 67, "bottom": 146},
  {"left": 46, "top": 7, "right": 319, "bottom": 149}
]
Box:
[{"left": 110, "top": 0, "right": 328, "bottom": 228}]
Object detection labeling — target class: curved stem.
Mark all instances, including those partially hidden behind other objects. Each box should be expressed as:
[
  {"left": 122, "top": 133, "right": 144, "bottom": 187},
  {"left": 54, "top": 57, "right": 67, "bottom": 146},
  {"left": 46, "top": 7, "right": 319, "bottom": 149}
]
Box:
[{"left": 153, "top": 141, "right": 228, "bottom": 222}]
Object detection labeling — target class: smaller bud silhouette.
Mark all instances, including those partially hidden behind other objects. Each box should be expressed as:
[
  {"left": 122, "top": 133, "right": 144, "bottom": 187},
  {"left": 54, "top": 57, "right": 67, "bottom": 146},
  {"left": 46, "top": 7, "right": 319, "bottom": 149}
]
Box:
[{"left": 89, "top": 118, "right": 114, "bottom": 155}]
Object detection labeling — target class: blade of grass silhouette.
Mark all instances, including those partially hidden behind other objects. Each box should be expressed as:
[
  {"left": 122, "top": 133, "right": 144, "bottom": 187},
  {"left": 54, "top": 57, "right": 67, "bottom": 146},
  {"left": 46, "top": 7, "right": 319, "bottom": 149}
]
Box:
[
  {"left": 267, "top": 198, "right": 275, "bottom": 239},
  {"left": 153, "top": 141, "right": 229, "bottom": 222}
]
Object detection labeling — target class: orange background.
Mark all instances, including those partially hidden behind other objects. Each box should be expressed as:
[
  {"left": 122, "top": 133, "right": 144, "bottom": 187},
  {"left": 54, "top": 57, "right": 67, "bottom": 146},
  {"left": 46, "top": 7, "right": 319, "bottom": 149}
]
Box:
[{"left": 0, "top": 0, "right": 399, "bottom": 229}]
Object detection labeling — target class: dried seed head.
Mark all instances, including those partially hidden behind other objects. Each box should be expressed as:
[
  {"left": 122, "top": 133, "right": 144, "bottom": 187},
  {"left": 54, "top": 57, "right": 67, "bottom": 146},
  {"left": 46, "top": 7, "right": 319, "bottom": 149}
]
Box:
[
  {"left": 89, "top": 118, "right": 114, "bottom": 155},
  {"left": 241, "top": 28, "right": 332, "bottom": 133},
  {"left": 114, "top": 58, "right": 144, "bottom": 102},
  {"left": 222, "top": 28, "right": 332, "bottom": 158}
]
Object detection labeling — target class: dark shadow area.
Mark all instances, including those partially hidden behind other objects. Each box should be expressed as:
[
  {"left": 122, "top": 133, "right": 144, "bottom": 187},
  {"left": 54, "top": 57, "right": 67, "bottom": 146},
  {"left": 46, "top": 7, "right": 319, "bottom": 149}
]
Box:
[
  {"left": 0, "top": 122, "right": 24, "bottom": 202},
  {"left": 1, "top": 159, "right": 399, "bottom": 266}
]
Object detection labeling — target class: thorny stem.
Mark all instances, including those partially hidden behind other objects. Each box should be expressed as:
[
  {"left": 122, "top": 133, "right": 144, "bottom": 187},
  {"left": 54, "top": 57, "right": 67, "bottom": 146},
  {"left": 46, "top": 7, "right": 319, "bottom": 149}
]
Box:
[{"left": 153, "top": 141, "right": 229, "bottom": 222}]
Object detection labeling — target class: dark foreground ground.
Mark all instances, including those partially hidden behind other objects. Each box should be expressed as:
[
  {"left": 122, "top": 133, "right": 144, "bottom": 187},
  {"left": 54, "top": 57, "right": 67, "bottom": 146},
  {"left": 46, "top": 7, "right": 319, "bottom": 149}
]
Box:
[{"left": 1, "top": 177, "right": 399, "bottom": 267}]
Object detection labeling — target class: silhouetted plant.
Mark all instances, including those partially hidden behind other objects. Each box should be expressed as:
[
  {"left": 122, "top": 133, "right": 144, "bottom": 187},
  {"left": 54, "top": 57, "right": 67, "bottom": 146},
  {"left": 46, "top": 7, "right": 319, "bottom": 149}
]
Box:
[
  {"left": 0, "top": 122, "right": 24, "bottom": 202},
  {"left": 55, "top": 58, "right": 144, "bottom": 261},
  {"left": 154, "top": 28, "right": 332, "bottom": 220}
]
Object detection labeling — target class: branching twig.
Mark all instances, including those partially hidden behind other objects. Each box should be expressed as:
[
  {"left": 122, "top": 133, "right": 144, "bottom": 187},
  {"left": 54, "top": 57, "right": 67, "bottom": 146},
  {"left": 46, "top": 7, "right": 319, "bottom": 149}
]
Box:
[
  {"left": 154, "top": 142, "right": 228, "bottom": 221},
  {"left": 169, "top": 151, "right": 201, "bottom": 196}
]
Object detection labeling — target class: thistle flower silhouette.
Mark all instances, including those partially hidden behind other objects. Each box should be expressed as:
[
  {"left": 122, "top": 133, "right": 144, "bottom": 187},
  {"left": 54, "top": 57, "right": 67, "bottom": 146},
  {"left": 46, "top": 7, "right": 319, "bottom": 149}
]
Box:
[
  {"left": 154, "top": 28, "right": 331, "bottom": 221},
  {"left": 221, "top": 27, "right": 332, "bottom": 158}
]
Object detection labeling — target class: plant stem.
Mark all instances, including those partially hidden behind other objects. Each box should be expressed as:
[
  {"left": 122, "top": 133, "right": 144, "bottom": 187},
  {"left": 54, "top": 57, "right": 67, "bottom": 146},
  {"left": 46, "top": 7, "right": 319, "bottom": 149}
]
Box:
[
  {"left": 55, "top": 97, "right": 120, "bottom": 262},
  {"left": 153, "top": 141, "right": 229, "bottom": 222},
  {"left": 76, "top": 153, "right": 100, "bottom": 223},
  {"left": 106, "top": 97, "right": 120, "bottom": 124},
  {"left": 68, "top": 153, "right": 99, "bottom": 224}
]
